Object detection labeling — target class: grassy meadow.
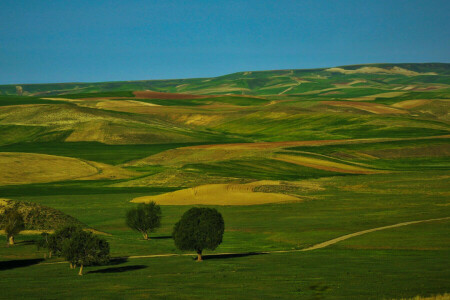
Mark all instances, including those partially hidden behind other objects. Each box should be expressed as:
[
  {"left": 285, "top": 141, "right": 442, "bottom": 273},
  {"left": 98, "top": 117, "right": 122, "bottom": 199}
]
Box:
[{"left": 0, "top": 63, "right": 449, "bottom": 299}]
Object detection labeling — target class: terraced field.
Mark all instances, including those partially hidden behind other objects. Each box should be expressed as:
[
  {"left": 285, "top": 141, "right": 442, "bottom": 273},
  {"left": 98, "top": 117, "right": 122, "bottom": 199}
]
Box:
[{"left": 0, "top": 63, "right": 449, "bottom": 299}]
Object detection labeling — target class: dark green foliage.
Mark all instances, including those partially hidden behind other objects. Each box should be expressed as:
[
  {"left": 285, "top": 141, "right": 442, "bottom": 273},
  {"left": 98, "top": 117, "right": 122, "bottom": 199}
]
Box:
[
  {"left": 126, "top": 202, "right": 162, "bottom": 239},
  {"left": 1, "top": 208, "right": 25, "bottom": 245},
  {"left": 0, "top": 95, "right": 67, "bottom": 106},
  {"left": 172, "top": 207, "right": 224, "bottom": 260},
  {"left": 45, "top": 225, "right": 83, "bottom": 258},
  {"left": 62, "top": 230, "right": 110, "bottom": 275}
]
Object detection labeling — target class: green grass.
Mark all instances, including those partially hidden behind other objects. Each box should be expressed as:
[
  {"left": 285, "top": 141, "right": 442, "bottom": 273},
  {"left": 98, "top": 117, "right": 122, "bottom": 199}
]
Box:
[
  {"left": 0, "top": 248, "right": 449, "bottom": 299},
  {"left": 0, "top": 169, "right": 449, "bottom": 299},
  {"left": 0, "top": 142, "right": 207, "bottom": 165}
]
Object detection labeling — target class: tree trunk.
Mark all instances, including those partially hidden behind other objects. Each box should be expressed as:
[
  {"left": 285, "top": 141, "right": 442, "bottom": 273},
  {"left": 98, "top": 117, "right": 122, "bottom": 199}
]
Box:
[
  {"left": 197, "top": 250, "right": 203, "bottom": 262},
  {"left": 8, "top": 236, "right": 14, "bottom": 245},
  {"left": 143, "top": 232, "right": 149, "bottom": 240},
  {"left": 70, "top": 263, "right": 74, "bottom": 269},
  {"left": 78, "top": 264, "right": 83, "bottom": 276},
  {"left": 49, "top": 251, "right": 52, "bottom": 259}
]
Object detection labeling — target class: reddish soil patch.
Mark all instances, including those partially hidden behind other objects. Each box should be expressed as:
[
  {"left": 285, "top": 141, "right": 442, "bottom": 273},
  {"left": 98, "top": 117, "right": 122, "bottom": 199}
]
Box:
[{"left": 133, "top": 91, "right": 214, "bottom": 100}]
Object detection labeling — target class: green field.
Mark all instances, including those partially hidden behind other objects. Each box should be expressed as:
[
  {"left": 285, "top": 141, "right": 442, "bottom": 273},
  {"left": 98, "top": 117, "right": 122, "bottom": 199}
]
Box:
[{"left": 0, "top": 63, "right": 449, "bottom": 299}]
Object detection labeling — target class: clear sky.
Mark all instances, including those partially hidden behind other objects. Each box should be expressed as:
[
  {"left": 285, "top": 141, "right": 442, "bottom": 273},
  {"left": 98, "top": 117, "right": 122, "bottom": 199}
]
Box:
[{"left": 1, "top": 0, "right": 449, "bottom": 84}]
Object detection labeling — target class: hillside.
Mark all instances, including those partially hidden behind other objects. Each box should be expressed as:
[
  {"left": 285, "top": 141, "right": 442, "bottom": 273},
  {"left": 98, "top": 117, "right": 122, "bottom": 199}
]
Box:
[
  {"left": 1, "top": 63, "right": 449, "bottom": 96},
  {"left": 0, "top": 63, "right": 449, "bottom": 299}
]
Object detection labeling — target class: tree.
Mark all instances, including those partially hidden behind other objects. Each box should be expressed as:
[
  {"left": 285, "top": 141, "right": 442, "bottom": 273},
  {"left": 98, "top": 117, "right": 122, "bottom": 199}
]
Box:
[
  {"left": 62, "top": 230, "right": 110, "bottom": 275},
  {"left": 172, "top": 207, "right": 224, "bottom": 262},
  {"left": 36, "top": 225, "right": 81, "bottom": 261},
  {"left": 3, "top": 209, "right": 25, "bottom": 245},
  {"left": 126, "top": 202, "right": 162, "bottom": 240}
]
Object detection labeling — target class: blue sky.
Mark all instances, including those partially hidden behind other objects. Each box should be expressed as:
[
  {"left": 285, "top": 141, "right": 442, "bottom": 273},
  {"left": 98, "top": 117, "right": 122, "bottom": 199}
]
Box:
[{"left": 0, "top": 0, "right": 449, "bottom": 84}]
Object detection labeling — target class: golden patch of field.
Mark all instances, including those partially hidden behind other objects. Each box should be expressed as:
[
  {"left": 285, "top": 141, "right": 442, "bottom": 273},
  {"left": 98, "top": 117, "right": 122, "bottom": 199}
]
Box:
[
  {"left": 78, "top": 161, "right": 138, "bottom": 180},
  {"left": 0, "top": 104, "right": 116, "bottom": 126},
  {"left": 174, "top": 114, "right": 226, "bottom": 126},
  {"left": 392, "top": 99, "right": 432, "bottom": 109},
  {"left": 0, "top": 152, "right": 136, "bottom": 185},
  {"left": 393, "top": 293, "right": 450, "bottom": 300},
  {"left": 0, "top": 152, "right": 98, "bottom": 185},
  {"left": 349, "top": 91, "right": 407, "bottom": 101},
  {"left": 322, "top": 101, "right": 407, "bottom": 114},
  {"left": 131, "top": 181, "right": 300, "bottom": 205},
  {"left": 96, "top": 100, "right": 160, "bottom": 109},
  {"left": 273, "top": 154, "right": 378, "bottom": 174}
]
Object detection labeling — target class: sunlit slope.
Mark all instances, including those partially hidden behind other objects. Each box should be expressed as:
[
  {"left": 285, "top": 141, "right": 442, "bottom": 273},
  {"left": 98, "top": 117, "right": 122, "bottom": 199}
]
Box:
[
  {"left": 1, "top": 63, "right": 449, "bottom": 97},
  {"left": 0, "top": 152, "right": 137, "bottom": 185},
  {"left": 0, "top": 103, "right": 241, "bottom": 145}
]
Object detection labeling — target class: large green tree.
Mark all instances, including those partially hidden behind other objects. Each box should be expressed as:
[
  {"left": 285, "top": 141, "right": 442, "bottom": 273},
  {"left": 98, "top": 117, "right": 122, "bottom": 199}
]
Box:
[
  {"left": 62, "top": 230, "right": 110, "bottom": 275},
  {"left": 172, "top": 207, "right": 224, "bottom": 261},
  {"left": 2, "top": 209, "right": 25, "bottom": 245},
  {"left": 126, "top": 202, "right": 162, "bottom": 240}
]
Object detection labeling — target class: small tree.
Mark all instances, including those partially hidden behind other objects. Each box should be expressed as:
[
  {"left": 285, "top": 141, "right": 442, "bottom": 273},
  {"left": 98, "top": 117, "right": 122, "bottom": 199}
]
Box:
[
  {"left": 3, "top": 209, "right": 25, "bottom": 245},
  {"left": 126, "top": 202, "right": 162, "bottom": 240},
  {"left": 62, "top": 230, "right": 110, "bottom": 275},
  {"left": 36, "top": 232, "right": 52, "bottom": 258},
  {"left": 172, "top": 207, "right": 224, "bottom": 262}
]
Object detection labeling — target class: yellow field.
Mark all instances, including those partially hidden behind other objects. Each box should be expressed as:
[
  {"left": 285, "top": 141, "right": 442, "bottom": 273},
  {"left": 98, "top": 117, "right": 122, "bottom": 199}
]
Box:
[
  {"left": 0, "top": 152, "right": 136, "bottom": 185},
  {"left": 131, "top": 181, "right": 300, "bottom": 205},
  {"left": 392, "top": 99, "right": 432, "bottom": 109}
]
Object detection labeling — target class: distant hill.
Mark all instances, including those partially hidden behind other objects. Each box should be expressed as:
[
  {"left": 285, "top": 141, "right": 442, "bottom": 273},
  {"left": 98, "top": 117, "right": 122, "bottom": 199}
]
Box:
[{"left": 1, "top": 63, "right": 449, "bottom": 97}]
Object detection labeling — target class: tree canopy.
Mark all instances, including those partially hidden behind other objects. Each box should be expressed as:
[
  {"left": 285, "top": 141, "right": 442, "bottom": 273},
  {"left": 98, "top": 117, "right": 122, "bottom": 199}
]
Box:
[
  {"left": 2, "top": 209, "right": 25, "bottom": 245},
  {"left": 126, "top": 202, "right": 162, "bottom": 240},
  {"left": 62, "top": 230, "right": 110, "bottom": 275},
  {"left": 172, "top": 207, "right": 224, "bottom": 261},
  {"left": 37, "top": 225, "right": 81, "bottom": 259}
]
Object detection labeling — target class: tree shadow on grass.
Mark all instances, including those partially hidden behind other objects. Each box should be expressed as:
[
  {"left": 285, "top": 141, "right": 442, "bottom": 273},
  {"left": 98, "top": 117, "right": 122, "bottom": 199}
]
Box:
[
  {"left": 87, "top": 265, "right": 147, "bottom": 274},
  {"left": 0, "top": 258, "right": 44, "bottom": 271},
  {"left": 150, "top": 236, "right": 172, "bottom": 240},
  {"left": 108, "top": 257, "right": 128, "bottom": 265},
  {"left": 201, "top": 252, "right": 267, "bottom": 260}
]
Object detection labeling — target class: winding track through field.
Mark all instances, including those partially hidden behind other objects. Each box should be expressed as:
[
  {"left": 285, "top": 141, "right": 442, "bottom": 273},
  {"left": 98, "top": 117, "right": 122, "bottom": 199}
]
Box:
[{"left": 38, "top": 216, "right": 450, "bottom": 266}]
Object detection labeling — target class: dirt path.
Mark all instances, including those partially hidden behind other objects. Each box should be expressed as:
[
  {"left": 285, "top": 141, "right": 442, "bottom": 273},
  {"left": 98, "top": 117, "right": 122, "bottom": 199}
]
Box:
[
  {"left": 38, "top": 216, "right": 450, "bottom": 266},
  {"left": 298, "top": 216, "right": 450, "bottom": 251}
]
